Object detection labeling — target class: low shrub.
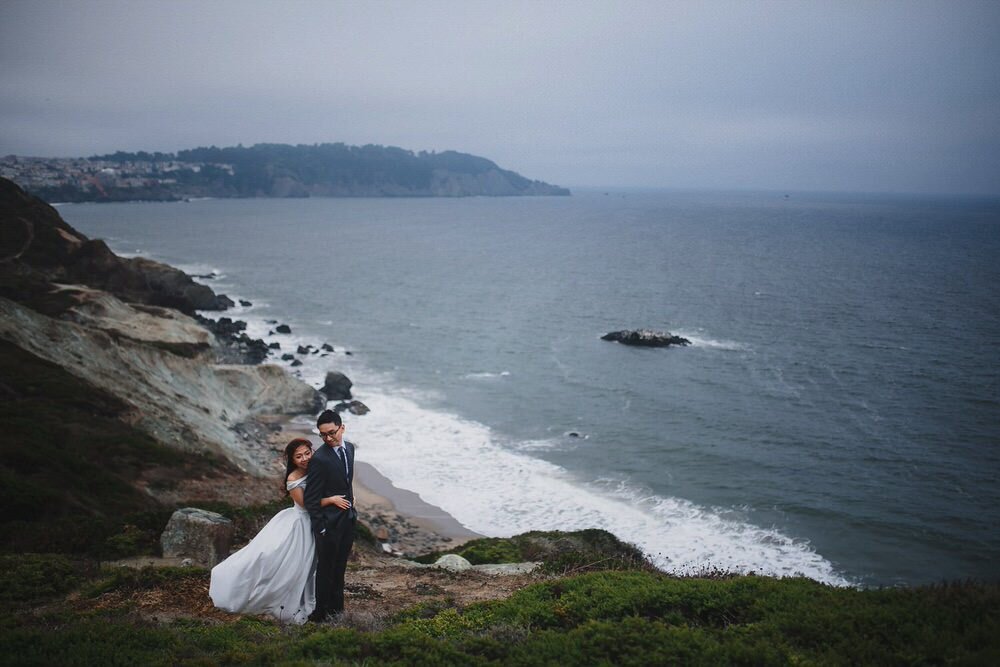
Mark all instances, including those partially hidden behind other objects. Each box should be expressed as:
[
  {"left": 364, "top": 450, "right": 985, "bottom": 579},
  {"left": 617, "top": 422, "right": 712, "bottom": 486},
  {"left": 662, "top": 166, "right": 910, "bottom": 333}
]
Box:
[
  {"left": 413, "top": 529, "right": 652, "bottom": 574},
  {"left": 0, "top": 553, "right": 83, "bottom": 605}
]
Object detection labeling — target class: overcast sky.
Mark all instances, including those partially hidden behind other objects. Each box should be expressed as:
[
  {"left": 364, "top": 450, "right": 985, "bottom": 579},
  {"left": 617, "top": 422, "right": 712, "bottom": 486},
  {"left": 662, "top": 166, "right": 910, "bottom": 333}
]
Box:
[{"left": 2, "top": 0, "right": 998, "bottom": 194}]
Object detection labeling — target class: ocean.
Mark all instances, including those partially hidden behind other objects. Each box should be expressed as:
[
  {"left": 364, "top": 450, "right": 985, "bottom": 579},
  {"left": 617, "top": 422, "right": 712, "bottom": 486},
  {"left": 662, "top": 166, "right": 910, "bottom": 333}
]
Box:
[{"left": 60, "top": 189, "right": 1000, "bottom": 587}]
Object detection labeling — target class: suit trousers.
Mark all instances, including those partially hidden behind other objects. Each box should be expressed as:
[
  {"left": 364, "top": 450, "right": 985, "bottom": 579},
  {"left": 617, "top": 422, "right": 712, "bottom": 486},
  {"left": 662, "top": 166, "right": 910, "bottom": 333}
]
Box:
[{"left": 314, "top": 515, "right": 355, "bottom": 615}]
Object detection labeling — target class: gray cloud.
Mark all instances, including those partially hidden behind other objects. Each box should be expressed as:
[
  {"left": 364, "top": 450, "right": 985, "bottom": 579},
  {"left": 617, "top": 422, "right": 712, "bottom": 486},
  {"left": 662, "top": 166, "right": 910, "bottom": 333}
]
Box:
[{"left": 2, "top": 0, "right": 998, "bottom": 194}]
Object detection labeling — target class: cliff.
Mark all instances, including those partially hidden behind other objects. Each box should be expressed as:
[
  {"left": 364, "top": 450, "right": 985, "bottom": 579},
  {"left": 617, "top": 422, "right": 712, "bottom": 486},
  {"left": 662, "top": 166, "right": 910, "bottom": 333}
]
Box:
[{"left": 0, "top": 177, "right": 322, "bottom": 474}]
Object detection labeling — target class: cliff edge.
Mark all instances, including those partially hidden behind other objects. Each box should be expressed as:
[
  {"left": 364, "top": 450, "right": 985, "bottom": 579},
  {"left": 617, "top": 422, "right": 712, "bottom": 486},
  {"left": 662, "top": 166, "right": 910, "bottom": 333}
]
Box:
[{"left": 0, "top": 177, "right": 322, "bottom": 474}]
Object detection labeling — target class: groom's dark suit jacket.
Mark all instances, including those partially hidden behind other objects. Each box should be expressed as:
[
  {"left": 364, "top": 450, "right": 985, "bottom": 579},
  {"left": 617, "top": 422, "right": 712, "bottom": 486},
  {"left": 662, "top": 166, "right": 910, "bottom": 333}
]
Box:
[{"left": 304, "top": 440, "right": 357, "bottom": 534}]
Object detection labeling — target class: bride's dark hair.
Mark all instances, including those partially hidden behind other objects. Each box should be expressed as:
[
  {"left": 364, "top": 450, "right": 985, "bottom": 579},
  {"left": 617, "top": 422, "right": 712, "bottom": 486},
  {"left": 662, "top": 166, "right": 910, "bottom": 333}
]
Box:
[{"left": 283, "top": 438, "right": 313, "bottom": 494}]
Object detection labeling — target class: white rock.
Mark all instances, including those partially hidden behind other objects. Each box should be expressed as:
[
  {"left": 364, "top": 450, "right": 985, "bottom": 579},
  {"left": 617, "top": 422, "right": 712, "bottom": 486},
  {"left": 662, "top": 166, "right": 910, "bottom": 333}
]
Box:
[{"left": 434, "top": 554, "right": 472, "bottom": 571}]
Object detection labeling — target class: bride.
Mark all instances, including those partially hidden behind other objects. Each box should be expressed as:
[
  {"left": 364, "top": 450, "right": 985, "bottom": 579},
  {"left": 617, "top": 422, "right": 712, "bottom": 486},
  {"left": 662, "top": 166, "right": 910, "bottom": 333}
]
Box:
[{"left": 209, "top": 438, "right": 347, "bottom": 624}]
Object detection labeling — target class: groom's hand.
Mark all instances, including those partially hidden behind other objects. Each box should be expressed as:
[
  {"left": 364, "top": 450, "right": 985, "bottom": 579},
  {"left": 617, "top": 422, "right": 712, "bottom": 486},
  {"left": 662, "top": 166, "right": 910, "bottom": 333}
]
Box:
[{"left": 327, "top": 495, "right": 352, "bottom": 510}]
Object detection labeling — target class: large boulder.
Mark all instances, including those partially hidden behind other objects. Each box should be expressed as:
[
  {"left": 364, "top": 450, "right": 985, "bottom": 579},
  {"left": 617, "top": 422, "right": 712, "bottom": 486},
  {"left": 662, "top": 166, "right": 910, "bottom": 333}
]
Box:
[
  {"left": 601, "top": 329, "right": 691, "bottom": 347},
  {"left": 320, "top": 371, "right": 353, "bottom": 400},
  {"left": 434, "top": 554, "right": 472, "bottom": 571},
  {"left": 160, "top": 507, "right": 234, "bottom": 567}
]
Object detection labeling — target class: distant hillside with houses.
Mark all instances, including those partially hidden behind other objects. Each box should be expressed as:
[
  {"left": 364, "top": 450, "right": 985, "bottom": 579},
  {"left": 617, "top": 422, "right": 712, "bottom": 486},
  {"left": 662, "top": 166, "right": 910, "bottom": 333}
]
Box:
[{"left": 1, "top": 143, "right": 570, "bottom": 202}]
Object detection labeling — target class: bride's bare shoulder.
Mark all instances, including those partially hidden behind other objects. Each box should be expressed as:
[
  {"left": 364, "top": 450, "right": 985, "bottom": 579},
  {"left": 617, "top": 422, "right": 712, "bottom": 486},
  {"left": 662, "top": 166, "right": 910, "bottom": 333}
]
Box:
[{"left": 287, "top": 471, "right": 306, "bottom": 482}]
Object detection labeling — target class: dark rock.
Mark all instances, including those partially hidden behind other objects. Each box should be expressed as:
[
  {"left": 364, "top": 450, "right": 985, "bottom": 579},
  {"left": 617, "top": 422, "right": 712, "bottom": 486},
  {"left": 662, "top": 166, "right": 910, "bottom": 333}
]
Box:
[
  {"left": 321, "top": 343, "right": 334, "bottom": 352},
  {"left": 567, "top": 432, "right": 581, "bottom": 438},
  {"left": 0, "top": 179, "right": 229, "bottom": 315},
  {"left": 333, "top": 400, "right": 370, "bottom": 416},
  {"left": 297, "top": 345, "right": 312, "bottom": 355},
  {"left": 281, "top": 354, "right": 295, "bottom": 361},
  {"left": 320, "top": 371, "right": 353, "bottom": 400},
  {"left": 268, "top": 342, "right": 280, "bottom": 349},
  {"left": 214, "top": 294, "right": 235, "bottom": 310},
  {"left": 265, "top": 319, "right": 278, "bottom": 324},
  {"left": 601, "top": 329, "right": 691, "bottom": 348},
  {"left": 345, "top": 351, "right": 353, "bottom": 356},
  {"left": 202, "top": 316, "right": 246, "bottom": 337},
  {"left": 275, "top": 324, "right": 292, "bottom": 334},
  {"left": 346, "top": 400, "right": 370, "bottom": 415},
  {"left": 192, "top": 315, "right": 270, "bottom": 364},
  {"left": 239, "top": 299, "right": 252, "bottom": 307},
  {"left": 290, "top": 359, "right": 303, "bottom": 367},
  {"left": 235, "top": 333, "right": 269, "bottom": 364}
]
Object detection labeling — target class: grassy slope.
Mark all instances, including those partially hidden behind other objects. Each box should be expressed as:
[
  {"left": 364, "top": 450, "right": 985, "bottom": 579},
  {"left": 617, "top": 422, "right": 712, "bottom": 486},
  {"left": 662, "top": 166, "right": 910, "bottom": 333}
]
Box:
[
  {"left": 1, "top": 555, "right": 997, "bottom": 665},
  {"left": 0, "top": 339, "right": 261, "bottom": 557}
]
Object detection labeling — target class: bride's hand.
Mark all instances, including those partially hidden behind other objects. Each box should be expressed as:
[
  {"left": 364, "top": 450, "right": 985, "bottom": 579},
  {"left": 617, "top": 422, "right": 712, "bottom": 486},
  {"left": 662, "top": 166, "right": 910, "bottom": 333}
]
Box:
[{"left": 322, "top": 495, "right": 352, "bottom": 510}]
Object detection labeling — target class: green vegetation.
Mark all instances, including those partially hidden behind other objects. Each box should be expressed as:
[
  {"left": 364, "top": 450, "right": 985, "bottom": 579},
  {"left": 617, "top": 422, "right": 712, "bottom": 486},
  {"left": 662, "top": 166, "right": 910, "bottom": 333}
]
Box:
[
  {"left": 0, "top": 341, "right": 240, "bottom": 558},
  {"left": 0, "top": 554, "right": 85, "bottom": 605},
  {"left": 1, "top": 556, "right": 997, "bottom": 665},
  {"left": 413, "top": 529, "right": 653, "bottom": 574},
  {"left": 27, "top": 143, "right": 571, "bottom": 202}
]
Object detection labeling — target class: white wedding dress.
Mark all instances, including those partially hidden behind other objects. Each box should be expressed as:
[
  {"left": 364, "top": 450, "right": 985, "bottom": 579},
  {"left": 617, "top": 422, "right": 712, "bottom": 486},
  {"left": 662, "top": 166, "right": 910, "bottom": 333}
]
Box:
[{"left": 209, "top": 477, "right": 316, "bottom": 624}]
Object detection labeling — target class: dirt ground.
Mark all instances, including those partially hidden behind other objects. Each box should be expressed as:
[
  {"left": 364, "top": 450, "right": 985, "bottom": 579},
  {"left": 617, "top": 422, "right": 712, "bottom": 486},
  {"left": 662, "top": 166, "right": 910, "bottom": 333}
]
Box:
[{"left": 71, "top": 548, "right": 543, "bottom": 629}]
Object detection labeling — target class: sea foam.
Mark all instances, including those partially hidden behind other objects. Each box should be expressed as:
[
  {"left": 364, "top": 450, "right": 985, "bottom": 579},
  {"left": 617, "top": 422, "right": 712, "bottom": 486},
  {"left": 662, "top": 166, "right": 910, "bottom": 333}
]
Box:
[{"left": 244, "top": 316, "right": 849, "bottom": 586}]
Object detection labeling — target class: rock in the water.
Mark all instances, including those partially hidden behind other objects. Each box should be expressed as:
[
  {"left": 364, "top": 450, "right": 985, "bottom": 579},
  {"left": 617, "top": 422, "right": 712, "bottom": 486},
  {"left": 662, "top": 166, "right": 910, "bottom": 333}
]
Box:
[
  {"left": 281, "top": 353, "right": 295, "bottom": 361},
  {"left": 321, "top": 343, "right": 334, "bottom": 352},
  {"left": 239, "top": 299, "right": 252, "bottom": 307},
  {"left": 290, "top": 359, "right": 303, "bottom": 367},
  {"left": 275, "top": 324, "right": 292, "bottom": 334},
  {"left": 214, "top": 294, "right": 236, "bottom": 310},
  {"left": 434, "top": 554, "right": 472, "bottom": 571},
  {"left": 297, "top": 345, "right": 312, "bottom": 355},
  {"left": 334, "top": 400, "right": 370, "bottom": 416},
  {"left": 268, "top": 342, "right": 280, "bottom": 349},
  {"left": 601, "top": 329, "right": 691, "bottom": 347},
  {"left": 320, "top": 371, "right": 353, "bottom": 400},
  {"left": 160, "top": 508, "right": 233, "bottom": 567}
]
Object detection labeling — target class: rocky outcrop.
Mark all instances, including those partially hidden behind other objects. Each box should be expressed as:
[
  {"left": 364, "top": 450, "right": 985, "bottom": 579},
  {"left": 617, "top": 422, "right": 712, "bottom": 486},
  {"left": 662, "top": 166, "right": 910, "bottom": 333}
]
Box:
[
  {"left": 56, "top": 285, "right": 214, "bottom": 357},
  {"left": 320, "top": 371, "right": 353, "bottom": 400},
  {"left": 0, "top": 177, "right": 231, "bottom": 314},
  {"left": 0, "top": 176, "right": 328, "bottom": 477},
  {"left": 0, "top": 296, "right": 321, "bottom": 473},
  {"left": 195, "top": 315, "right": 270, "bottom": 364},
  {"left": 601, "top": 329, "right": 691, "bottom": 348}
]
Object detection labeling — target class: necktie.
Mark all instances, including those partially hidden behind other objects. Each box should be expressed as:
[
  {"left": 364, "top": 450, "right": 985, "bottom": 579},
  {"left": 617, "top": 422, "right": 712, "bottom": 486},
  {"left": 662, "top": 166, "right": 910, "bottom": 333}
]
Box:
[{"left": 336, "top": 446, "right": 348, "bottom": 478}]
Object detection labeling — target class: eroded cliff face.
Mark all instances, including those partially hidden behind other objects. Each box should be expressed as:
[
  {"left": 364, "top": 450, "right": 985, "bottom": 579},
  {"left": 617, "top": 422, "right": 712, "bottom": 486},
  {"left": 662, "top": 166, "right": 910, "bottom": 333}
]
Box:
[
  {"left": 0, "top": 177, "right": 323, "bottom": 477},
  {"left": 0, "top": 295, "right": 319, "bottom": 474}
]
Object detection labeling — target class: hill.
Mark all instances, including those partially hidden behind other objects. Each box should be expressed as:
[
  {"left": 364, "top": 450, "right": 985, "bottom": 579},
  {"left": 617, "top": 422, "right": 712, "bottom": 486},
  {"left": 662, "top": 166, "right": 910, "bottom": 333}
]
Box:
[{"left": 3, "top": 143, "right": 571, "bottom": 202}]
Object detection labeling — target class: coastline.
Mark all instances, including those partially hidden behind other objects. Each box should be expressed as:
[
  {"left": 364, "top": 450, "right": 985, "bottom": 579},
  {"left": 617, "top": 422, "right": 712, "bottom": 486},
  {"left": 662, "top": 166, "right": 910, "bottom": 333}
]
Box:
[{"left": 273, "top": 422, "right": 481, "bottom": 556}]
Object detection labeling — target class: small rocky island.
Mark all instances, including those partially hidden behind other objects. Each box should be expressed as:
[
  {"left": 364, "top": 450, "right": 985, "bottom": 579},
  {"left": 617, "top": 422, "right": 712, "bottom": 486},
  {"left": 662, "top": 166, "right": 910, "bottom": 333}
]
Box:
[{"left": 601, "top": 329, "right": 692, "bottom": 347}]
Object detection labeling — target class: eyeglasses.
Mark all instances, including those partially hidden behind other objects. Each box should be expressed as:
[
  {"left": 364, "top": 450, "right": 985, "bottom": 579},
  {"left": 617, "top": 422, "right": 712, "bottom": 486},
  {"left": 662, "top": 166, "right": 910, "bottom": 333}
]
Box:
[{"left": 319, "top": 425, "right": 342, "bottom": 439}]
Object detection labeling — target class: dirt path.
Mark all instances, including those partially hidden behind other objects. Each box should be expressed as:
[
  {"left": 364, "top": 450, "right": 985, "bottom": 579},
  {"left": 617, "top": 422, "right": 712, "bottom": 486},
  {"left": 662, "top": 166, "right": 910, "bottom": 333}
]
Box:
[{"left": 69, "top": 550, "right": 544, "bottom": 629}]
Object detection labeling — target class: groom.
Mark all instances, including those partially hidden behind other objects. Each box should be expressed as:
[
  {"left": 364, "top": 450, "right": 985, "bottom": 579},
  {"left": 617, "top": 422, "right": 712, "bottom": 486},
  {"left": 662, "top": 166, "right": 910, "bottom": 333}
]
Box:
[{"left": 304, "top": 409, "right": 357, "bottom": 621}]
